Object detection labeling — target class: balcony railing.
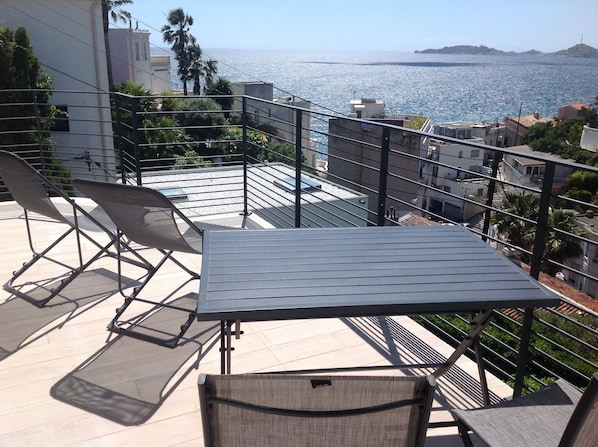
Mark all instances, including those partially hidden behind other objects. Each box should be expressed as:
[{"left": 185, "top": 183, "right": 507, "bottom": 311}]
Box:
[{"left": 0, "top": 89, "right": 596, "bottom": 395}]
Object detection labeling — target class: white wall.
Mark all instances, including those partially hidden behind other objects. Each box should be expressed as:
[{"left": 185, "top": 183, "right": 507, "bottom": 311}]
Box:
[{"left": 0, "top": 0, "right": 115, "bottom": 180}]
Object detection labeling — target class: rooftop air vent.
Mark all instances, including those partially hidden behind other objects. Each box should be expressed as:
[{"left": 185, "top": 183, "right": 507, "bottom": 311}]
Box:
[{"left": 274, "top": 176, "right": 322, "bottom": 193}]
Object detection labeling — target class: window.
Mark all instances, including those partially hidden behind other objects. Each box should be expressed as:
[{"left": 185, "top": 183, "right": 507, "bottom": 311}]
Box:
[
  {"left": 458, "top": 150, "right": 463, "bottom": 158},
  {"left": 471, "top": 149, "right": 479, "bottom": 158},
  {"left": 135, "top": 41, "right": 140, "bottom": 61}
]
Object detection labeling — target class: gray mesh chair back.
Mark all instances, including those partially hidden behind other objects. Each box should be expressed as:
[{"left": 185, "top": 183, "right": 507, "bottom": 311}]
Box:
[
  {"left": 559, "top": 372, "right": 598, "bottom": 447},
  {"left": 452, "top": 372, "right": 598, "bottom": 447},
  {"left": 73, "top": 180, "right": 202, "bottom": 254},
  {"left": 0, "top": 151, "right": 69, "bottom": 224},
  {"left": 198, "top": 373, "right": 436, "bottom": 447},
  {"left": 0, "top": 150, "right": 117, "bottom": 306},
  {"left": 72, "top": 178, "right": 235, "bottom": 347}
]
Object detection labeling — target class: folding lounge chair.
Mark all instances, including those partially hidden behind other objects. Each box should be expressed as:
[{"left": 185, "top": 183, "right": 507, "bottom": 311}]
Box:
[
  {"left": 452, "top": 372, "right": 598, "bottom": 447},
  {"left": 72, "top": 178, "right": 238, "bottom": 348},
  {"left": 0, "top": 150, "right": 125, "bottom": 307},
  {"left": 198, "top": 373, "right": 436, "bottom": 447}
]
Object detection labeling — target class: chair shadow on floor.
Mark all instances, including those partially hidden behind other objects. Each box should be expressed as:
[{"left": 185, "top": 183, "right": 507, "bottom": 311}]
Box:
[
  {"left": 0, "top": 268, "right": 137, "bottom": 361},
  {"left": 50, "top": 293, "right": 220, "bottom": 426}
]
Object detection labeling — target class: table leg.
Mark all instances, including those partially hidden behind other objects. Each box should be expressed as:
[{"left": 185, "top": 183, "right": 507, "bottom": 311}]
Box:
[
  {"left": 220, "top": 321, "right": 226, "bottom": 374},
  {"left": 226, "top": 320, "right": 232, "bottom": 374},
  {"left": 433, "top": 309, "right": 494, "bottom": 380}
]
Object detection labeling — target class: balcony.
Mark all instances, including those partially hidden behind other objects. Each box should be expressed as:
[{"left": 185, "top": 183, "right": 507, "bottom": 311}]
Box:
[{"left": 0, "top": 90, "right": 597, "bottom": 445}]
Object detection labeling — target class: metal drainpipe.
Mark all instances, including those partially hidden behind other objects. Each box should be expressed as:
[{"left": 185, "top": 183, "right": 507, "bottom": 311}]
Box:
[{"left": 90, "top": 0, "right": 112, "bottom": 180}]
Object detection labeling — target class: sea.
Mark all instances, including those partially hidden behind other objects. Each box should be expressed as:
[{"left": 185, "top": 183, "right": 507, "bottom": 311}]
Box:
[{"left": 165, "top": 48, "right": 598, "bottom": 157}]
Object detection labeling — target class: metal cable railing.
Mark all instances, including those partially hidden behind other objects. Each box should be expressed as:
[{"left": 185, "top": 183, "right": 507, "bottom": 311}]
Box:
[{"left": 1, "top": 88, "right": 597, "bottom": 393}]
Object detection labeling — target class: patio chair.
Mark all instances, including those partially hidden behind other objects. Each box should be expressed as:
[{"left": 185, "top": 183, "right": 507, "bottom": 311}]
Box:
[
  {"left": 0, "top": 150, "right": 125, "bottom": 306},
  {"left": 451, "top": 372, "right": 598, "bottom": 447},
  {"left": 198, "top": 373, "right": 436, "bottom": 447},
  {"left": 72, "top": 178, "right": 239, "bottom": 348}
]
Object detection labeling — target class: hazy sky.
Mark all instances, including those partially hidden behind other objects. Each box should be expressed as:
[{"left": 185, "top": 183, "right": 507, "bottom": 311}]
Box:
[{"left": 119, "top": 0, "right": 598, "bottom": 53}]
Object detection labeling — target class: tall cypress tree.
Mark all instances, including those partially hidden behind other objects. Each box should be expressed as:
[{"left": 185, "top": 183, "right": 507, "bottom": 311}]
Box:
[{"left": 0, "top": 25, "right": 70, "bottom": 196}]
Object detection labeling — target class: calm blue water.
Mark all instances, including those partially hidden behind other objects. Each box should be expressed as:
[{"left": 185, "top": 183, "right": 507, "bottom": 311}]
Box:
[
  {"left": 197, "top": 49, "right": 598, "bottom": 124},
  {"left": 165, "top": 49, "right": 598, "bottom": 158}
]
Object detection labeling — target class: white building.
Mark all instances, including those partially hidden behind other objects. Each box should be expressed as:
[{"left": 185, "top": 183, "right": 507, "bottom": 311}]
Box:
[
  {"left": 433, "top": 121, "right": 505, "bottom": 148},
  {"left": 349, "top": 98, "right": 385, "bottom": 119},
  {"left": 501, "top": 145, "right": 575, "bottom": 191},
  {"left": 421, "top": 138, "right": 488, "bottom": 222},
  {"left": 581, "top": 125, "right": 598, "bottom": 153},
  {"left": 149, "top": 55, "right": 172, "bottom": 94},
  {"left": 231, "top": 82, "right": 318, "bottom": 169},
  {"left": 108, "top": 27, "right": 172, "bottom": 93},
  {"left": 0, "top": 0, "right": 116, "bottom": 180}
]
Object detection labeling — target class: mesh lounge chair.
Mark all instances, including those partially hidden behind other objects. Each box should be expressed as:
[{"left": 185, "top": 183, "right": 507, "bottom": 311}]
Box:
[
  {"left": 0, "top": 150, "right": 126, "bottom": 306},
  {"left": 72, "top": 178, "right": 239, "bottom": 348},
  {"left": 451, "top": 372, "right": 598, "bottom": 447},
  {"left": 198, "top": 373, "right": 436, "bottom": 447}
]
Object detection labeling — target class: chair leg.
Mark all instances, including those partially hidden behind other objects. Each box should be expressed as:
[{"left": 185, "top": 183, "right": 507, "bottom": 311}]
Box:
[{"left": 107, "top": 250, "right": 201, "bottom": 348}]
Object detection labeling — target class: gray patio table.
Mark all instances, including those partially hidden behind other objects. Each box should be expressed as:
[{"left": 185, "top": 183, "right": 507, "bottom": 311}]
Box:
[{"left": 197, "top": 225, "right": 561, "bottom": 384}]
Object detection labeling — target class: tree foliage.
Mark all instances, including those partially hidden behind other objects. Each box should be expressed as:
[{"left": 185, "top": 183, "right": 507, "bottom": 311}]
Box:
[
  {"left": 174, "top": 98, "right": 226, "bottom": 153},
  {"left": 161, "top": 8, "right": 219, "bottom": 96},
  {"left": 161, "top": 8, "right": 196, "bottom": 95},
  {"left": 493, "top": 192, "right": 584, "bottom": 275},
  {"left": 112, "top": 81, "right": 189, "bottom": 168},
  {"left": 0, "top": 25, "right": 70, "bottom": 193},
  {"left": 205, "top": 77, "right": 234, "bottom": 112},
  {"left": 524, "top": 108, "right": 598, "bottom": 166}
]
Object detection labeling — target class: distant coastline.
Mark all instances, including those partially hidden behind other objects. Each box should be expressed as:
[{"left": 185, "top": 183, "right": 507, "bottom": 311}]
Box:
[{"left": 415, "top": 43, "right": 598, "bottom": 58}]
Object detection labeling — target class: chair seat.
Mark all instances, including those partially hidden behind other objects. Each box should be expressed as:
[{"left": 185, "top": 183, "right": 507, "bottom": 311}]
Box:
[{"left": 452, "top": 379, "right": 582, "bottom": 447}]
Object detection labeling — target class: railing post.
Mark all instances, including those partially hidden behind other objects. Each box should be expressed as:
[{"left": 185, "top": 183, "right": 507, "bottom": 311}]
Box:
[
  {"left": 377, "top": 127, "right": 391, "bottom": 226},
  {"left": 294, "top": 109, "right": 303, "bottom": 228},
  {"left": 513, "top": 161, "right": 555, "bottom": 396},
  {"left": 31, "top": 91, "right": 46, "bottom": 173},
  {"left": 530, "top": 161, "right": 555, "bottom": 279},
  {"left": 131, "top": 96, "right": 142, "bottom": 185},
  {"left": 242, "top": 97, "right": 250, "bottom": 216},
  {"left": 482, "top": 152, "right": 502, "bottom": 242},
  {"left": 113, "top": 93, "right": 126, "bottom": 184}
]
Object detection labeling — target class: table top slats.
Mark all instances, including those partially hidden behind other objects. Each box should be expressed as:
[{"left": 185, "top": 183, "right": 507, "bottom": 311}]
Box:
[{"left": 197, "top": 226, "right": 561, "bottom": 321}]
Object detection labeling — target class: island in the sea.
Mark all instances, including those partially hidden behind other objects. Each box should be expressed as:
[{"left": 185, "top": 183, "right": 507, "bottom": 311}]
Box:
[{"left": 415, "top": 43, "right": 598, "bottom": 58}]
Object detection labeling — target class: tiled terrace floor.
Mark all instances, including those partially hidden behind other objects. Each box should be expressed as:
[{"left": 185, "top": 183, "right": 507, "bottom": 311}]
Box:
[{"left": 0, "top": 201, "right": 513, "bottom": 446}]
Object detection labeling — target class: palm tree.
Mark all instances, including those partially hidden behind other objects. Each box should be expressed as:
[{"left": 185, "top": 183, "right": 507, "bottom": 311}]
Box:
[
  {"left": 161, "top": 8, "right": 195, "bottom": 95},
  {"left": 493, "top": 192, "right": 539, "bottom": 250},
  {"left": 180, "top": 45, "right": 203, "bottom": 95},
  {"left": 205, "top": 77, "right": 234, "bottom": 112},
  {"left": 101, "top": 0, "right": 132, "bottom": 90},
  {"left": 543, "top": 208, "right": 584, "bottom": 275},
  {"left": 200, "top": 59, "right": 218, "bottom": 93},
  {"left": 493, "top": 192, "right": 584, "bottom": 275}
]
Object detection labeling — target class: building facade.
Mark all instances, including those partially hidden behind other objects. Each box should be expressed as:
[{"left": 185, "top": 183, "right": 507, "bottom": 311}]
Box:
[
  {"left": 108, "top": 27, "right": 171, "bottom": 93},
  {"left": 231, "top": 82, "right": 318, "bottom": 169},
  {"left": 328, "top": 99, "right": 432, "bottom": 220},
  {"left": 421, "top": 138, "right": 488, "bottom": 222},
  {"left": 0, "top": 0, "right": 116, "bottom": 180}
]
